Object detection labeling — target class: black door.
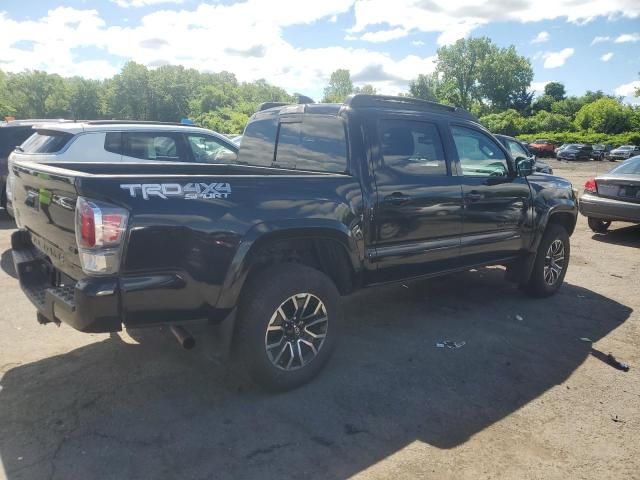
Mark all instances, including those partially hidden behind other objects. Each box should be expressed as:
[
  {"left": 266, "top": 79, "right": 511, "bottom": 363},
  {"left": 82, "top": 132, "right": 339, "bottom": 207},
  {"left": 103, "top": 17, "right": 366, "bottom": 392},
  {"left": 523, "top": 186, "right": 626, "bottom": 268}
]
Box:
[
  {"left": 369, "top": 116, "right": 463, "bottom": 283},
  {"left": 449, "top": 125, "right": 532, "bottom": 266}
]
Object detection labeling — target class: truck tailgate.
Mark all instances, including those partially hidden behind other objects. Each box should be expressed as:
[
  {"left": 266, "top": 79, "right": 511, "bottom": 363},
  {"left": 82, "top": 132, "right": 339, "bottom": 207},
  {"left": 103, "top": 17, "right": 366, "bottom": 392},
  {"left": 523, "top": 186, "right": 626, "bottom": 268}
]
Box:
[{"left": 12, "top": 162, "right": 84, "bottom": 280}]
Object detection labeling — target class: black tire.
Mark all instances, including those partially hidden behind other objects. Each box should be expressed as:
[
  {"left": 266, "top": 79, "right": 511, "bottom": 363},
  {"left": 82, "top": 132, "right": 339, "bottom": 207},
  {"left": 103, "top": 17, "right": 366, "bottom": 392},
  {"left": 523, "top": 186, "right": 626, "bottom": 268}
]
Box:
[
  {"left": 523, "top": 224, "right": 570, "bottom": 298},
  {"left": 235, "top": 263, "right": 341, "bottom": 391},
  {"left": 588, "top": 217, "right": 611, "bottom": 233}
]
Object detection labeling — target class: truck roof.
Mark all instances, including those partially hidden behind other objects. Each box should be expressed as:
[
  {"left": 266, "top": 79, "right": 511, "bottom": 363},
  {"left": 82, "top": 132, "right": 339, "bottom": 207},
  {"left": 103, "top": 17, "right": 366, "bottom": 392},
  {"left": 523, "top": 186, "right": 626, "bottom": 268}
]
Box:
[{"left": 258, "top": 94, "right": 477, "bottom": 122}]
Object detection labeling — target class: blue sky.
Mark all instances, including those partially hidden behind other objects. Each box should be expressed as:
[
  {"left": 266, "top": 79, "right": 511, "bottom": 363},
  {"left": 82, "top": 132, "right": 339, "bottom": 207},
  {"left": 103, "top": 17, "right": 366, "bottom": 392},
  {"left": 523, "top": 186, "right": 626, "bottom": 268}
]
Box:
[{"left": 1, "top": 0, "right": 639, "bottom": 102}]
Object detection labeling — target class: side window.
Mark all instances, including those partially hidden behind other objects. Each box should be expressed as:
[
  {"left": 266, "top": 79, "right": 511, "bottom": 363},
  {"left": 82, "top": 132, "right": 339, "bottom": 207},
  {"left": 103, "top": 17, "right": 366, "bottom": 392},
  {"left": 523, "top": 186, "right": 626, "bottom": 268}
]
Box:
[
  {"left": 274, "top": 115, "right": 348, "bottom": 173},
  {"left": 378, "top": 119, "right": 447, "bottom": 176},
  {"left": 452, "top": 126, "right": 509, "bottom": 177},
  {"left": 123, "top": 132, "right": 184, "bottom": 162},
  {"left": 186, "top": 134, "right": 237, "bottom": 164},
  {"left": 104, "top": 132, "right": 123, "bottom": 154},
  {"left": 506, "top": 139, "right": 528, "bottom": 160}
]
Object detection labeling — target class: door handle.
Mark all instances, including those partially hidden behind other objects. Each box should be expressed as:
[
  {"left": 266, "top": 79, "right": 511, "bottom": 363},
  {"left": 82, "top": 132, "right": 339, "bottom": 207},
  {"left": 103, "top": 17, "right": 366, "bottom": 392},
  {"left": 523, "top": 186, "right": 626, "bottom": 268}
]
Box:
[
  {"left": 383, "top": 192, "right": 411, "bottom": 205},
  {"left": 465, "top": 191, "right": 484, "bottom": 202}
]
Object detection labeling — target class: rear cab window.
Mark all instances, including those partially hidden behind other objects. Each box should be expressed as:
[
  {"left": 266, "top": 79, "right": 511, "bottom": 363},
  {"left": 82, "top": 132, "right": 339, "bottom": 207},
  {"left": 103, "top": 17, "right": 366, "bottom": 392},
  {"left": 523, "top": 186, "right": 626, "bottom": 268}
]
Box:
[
  {"left": 275, "top": 115, "right": 348, "bottom": 173},
  {"left": 19, "top": 129, "right": 73, "bottom": 154}
]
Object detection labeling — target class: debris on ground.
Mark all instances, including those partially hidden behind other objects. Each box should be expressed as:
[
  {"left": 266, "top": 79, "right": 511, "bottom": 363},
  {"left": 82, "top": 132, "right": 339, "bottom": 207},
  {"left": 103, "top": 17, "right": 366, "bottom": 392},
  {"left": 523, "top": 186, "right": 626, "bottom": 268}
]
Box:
[
  {"left": 606, "top": 353, "right": 630, "bottom": 372},
  {"left": 610, "top": 273, "right": 623, "bottom": 279},
  {"left": 401, "top": 284, "right": 409, "bottom": 289},
  {"left": 579, "top": 337, "right": 593, "bottom": 343},
  {"left": 436, "top": 340, "right": 466, "bottom": 349},
  {"left": 515, "top": 314, "right": 524, "bottom": 322},
  {"left": 611, "top": 415, "right": 625, "bottom": 424}
]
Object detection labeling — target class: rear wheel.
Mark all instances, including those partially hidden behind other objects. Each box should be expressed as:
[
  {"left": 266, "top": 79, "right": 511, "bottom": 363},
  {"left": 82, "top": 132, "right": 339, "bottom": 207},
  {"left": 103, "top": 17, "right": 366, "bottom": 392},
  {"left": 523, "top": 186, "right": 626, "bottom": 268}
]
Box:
[
  {"left": 235, "top": 263, "right": 340, "bottom": 391},
  {"left": 588, "top": 217, "right": 611, "bottom": 233},
  {"left": 523, "top": 224, "right": 570, "bottom": 298}
]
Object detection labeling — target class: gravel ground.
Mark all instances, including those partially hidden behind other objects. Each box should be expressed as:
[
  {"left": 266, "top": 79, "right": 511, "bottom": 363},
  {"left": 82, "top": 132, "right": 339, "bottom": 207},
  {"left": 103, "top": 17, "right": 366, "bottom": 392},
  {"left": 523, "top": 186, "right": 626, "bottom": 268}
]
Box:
[{"left": 1, "top": 158, "right": 639, "bottom": 480}]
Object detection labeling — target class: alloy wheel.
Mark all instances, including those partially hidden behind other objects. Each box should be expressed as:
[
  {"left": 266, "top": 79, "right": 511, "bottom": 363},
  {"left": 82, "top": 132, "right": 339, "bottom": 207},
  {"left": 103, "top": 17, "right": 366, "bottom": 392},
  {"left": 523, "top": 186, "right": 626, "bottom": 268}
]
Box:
[
  {"left": 544, "top": 239, "right": 565, "bottom": 286},
  {"left": 264, "top": 293, "right": 329, "bottom": 371}
]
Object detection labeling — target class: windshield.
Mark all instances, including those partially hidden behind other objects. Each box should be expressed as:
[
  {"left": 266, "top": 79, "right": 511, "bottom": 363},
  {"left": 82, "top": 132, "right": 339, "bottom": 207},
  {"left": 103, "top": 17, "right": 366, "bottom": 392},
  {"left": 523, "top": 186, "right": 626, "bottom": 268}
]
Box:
[
  {"left": 593, "top": 144, "right": 604, "bottom": 150},
  {"left": 610, "top": 156, "right": 640, "bottom": 175},
  {"left": 618, "top": 146, "right": 633, "bottom": 150}
]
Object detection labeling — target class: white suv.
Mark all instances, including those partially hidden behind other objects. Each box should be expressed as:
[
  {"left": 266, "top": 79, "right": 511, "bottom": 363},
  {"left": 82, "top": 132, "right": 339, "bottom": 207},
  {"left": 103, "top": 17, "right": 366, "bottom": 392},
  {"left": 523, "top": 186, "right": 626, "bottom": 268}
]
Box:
[{"left": 6, "top": 121, "right": 238, "bottom": 216}]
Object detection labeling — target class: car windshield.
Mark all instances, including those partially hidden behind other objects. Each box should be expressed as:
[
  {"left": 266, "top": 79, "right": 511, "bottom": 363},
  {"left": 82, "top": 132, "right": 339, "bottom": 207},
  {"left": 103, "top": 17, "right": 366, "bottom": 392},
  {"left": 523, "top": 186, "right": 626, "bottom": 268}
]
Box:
[
  {"left": 593, "top": 144, "right": 604, "bottom": 150},
  {"left": 618, "top": 146, "right": 633, "bottom": 150},
  {"left": 610, "top": 156, "right": 640, "bottom": 175}
]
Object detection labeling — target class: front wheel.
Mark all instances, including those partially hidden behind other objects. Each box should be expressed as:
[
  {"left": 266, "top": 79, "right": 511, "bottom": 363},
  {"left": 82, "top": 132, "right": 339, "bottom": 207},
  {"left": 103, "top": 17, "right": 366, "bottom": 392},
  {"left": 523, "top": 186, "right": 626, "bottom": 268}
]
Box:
[
  {"left": 588, "top": 217, "right": 611, "bottom": 233},
  {"left": 523, "top": 224, "right": 570, "bottom": 298},
  {"left": 235, "top": 263, "right": 340, "bottom": 391}
]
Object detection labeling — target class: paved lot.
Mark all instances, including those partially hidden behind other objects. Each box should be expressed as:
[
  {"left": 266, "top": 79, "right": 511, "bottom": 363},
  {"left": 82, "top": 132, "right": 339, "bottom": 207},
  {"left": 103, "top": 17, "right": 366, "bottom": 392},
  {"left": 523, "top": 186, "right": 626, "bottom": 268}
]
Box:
[{"left": 1, "top": 159, "right": 639, "bottom": 480}]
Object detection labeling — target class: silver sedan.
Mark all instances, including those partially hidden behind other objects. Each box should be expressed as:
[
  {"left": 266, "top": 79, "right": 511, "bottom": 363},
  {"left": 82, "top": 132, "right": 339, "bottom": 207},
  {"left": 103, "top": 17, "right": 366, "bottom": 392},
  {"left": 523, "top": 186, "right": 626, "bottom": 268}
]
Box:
[{"left": 579, "top": 156, "right": 640, "bottom": 232}]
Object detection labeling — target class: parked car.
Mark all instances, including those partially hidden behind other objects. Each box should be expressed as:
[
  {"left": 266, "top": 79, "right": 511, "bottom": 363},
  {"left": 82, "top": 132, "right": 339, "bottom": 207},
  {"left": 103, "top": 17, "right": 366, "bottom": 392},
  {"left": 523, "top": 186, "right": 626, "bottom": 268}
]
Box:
[
  {"left": 557, "top": 144, "right": 593, "bottom": 161},
  {"left": 1, "top": 119, "right": 69, "bottom": 210},
  {"left": 580, "top": 155, "right": 640, "bottom": 232},
  {"left": 5, "top": 121, "right": 238, "bottom": 217},
  {"left": 591, "top": 144, "right": 612, "bottom": 161},
  {"left": 494, "top": 134, "right": 553, "bottom": 174},
  {"left": 10, "top": 94, "right": 578, "bottom": 391},
  {"left": 555, "top": 143, "right": 570, "bottom": 155},
  {"left": 609, "top": 145, "right": 640, "bottom": 161},
  {"left": 528, "top": 139, "right": 557, "bottom": 157}
]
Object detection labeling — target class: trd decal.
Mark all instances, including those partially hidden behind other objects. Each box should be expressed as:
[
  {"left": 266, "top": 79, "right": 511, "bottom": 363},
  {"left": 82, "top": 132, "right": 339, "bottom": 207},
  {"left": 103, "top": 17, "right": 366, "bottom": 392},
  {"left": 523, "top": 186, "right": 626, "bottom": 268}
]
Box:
[{"left": 120, "top": 182, "right": 232, "bottom": 200}]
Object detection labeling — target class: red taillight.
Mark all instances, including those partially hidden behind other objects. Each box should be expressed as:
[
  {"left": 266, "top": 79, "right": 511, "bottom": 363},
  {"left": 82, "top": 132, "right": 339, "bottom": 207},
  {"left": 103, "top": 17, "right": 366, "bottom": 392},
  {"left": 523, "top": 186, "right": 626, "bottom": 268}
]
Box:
[
  {"left": 584, "top": 178, "right": 597, "bottom": 194},
  {"left": 102, "top": 213, "right": 126, "bottom": 243},
  {"left": 79, "top": 199, "right": 96, "bottom": 247},
  {"left": 75, "top": 197, "right": 129, "bottom": 275}
]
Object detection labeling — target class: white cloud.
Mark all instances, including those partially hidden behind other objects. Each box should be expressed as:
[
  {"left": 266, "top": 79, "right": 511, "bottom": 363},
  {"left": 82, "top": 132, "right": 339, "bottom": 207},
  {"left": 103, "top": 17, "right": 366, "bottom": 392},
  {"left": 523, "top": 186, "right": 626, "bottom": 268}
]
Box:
[
  {"left": 0, "top": 3, "right": 437, "bottom": 98},
  {"left": 615, "top": 32, "right": 640, "bottom": 43},
  {"left": 412, "top": 40, "right": 425, "bottom": 46},
  {"left": 111, "top": 0, "right": 184, "bottom": 7},
  {"left": 591, "top": 35, "right": 610, "bottom": 45},
  {"left": 542, "top": 48, "right": 575, "bottom": 68},
  {"left": 358, "top": 28, "right": 408, "bottom": 43},
  {"left": 1, "top": 0, "right": 638, "bottom": 98},
  {"left": 614, "top": 80, "right": 640, "bottom": 97},
  {"left": 349, "top": 0, "right": 640, "bottom": 45},
  {"left": 531, "top": 31, "right": 549, "bottom": 44},
  {"left": 600, "top": 52, "right": 613, "bottom": 61}
]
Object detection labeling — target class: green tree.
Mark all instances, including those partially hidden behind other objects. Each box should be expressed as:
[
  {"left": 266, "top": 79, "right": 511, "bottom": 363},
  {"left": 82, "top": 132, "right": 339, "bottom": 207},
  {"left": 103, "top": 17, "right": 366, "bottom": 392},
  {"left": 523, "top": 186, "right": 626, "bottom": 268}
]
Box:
[
  {"left": 479, "top": 109, "right": 525, "bottom": 136},
  {"left": 408, "top": 73, "right": 439, "bottom": 102},
  {"left": 322, "top": 69, "right": 354, "bottom": 103},
  {"left": 0, "top": 70, "right": 16, "bottom": 118},
  {"left": 523, "top": 111, "right": 573, "bottom": 133},
  {"left": 68, "top": 77, "right": 102, "bottom": 119},
  {"left": 5, "top": 70, "right": 69, "bottom": 117},
  {"left": 550, "top": 97, "right": 583, "bottom": 119},
  {"left": 574, "top": 97, "right": 632, "bottom": 134},
  {"left": 544, "top": 82, "right": 566, "bottom": 102},
  {"left": 435, "top": 37, "right": 494, "bottom": 110},
  {"left": 354, "top": 84, "right": 377, "bottom": 95},
  {"left": 531, "top": 94, "right": 555, "bottom": 113},
  {"left": 106, "top": 62, "right": 152, "bottom": 119},
  {"left": 479, "top": 45, "right": 533, "bottom": 112}
]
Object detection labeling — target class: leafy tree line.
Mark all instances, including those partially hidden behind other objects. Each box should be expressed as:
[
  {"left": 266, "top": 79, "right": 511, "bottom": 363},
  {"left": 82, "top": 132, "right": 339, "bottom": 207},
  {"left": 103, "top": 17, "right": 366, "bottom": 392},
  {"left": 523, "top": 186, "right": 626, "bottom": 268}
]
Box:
[
  {"left": 1, "top": 37, "right": 639, "bottom": 140},
  {"left": 0, "top": 62, "right": 294, "bottom": 133}
]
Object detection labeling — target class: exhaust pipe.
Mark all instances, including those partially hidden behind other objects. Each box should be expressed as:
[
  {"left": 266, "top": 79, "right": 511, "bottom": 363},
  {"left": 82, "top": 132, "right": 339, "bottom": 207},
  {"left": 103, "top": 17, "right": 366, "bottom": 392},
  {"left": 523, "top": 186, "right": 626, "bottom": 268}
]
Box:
[{"left": 170, "top": 325, "right": 195, "bottom": 350}]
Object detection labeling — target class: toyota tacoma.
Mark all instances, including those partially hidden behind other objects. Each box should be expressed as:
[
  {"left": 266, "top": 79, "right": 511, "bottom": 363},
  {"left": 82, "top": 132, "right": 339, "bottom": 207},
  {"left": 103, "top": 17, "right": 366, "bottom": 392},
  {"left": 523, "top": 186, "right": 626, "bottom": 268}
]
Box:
[{"left": 10, "top": 95, "right": 578, "bottom": 390}]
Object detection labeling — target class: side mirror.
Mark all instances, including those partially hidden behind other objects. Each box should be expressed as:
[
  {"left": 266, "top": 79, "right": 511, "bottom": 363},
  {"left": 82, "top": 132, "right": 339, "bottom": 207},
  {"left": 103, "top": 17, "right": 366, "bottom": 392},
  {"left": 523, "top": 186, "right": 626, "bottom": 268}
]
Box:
[{"left": 515, "top": 157, "right": 533, "bottom": 177}]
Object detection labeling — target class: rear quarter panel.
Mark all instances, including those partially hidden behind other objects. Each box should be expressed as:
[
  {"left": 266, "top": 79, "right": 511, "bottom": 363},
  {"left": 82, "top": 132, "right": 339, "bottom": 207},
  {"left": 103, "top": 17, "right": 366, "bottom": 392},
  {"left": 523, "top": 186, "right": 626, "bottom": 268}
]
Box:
[{"left": 75, "top": 173, "right": 364, "bottom": 325}]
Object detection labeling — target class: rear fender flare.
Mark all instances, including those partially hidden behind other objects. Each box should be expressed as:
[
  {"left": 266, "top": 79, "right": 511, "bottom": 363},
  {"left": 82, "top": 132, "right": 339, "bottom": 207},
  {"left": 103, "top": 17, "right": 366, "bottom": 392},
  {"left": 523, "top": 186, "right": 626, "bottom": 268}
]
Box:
[{"left": 216, "top": 219, "right": 362, "bottom": 309}]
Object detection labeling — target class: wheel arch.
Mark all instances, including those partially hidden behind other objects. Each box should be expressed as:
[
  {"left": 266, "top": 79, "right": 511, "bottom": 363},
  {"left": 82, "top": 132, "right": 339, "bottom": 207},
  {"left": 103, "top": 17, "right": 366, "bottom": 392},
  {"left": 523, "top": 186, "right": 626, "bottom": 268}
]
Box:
[{"left": 216, "top": 220, "right": 363, "bottom": 310}]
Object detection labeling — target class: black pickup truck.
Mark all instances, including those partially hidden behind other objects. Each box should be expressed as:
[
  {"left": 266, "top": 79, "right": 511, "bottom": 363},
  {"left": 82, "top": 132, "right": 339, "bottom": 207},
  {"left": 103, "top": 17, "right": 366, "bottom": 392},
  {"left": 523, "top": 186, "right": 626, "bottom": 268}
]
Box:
[{"left": 10, "top": 95, "right": 578, "bottom": 390}]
